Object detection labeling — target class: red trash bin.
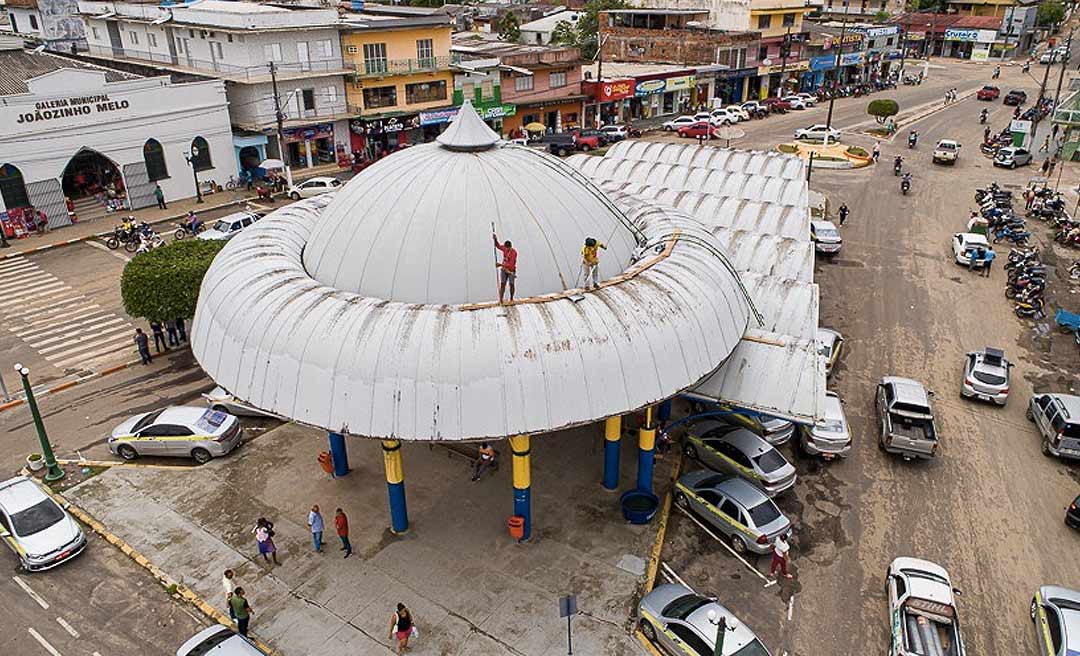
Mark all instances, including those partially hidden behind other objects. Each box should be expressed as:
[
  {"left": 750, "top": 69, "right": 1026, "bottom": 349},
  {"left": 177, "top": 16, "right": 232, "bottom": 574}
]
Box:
[
  {"left": 508, "top": 515, "right": 525, "bottom": 541},
  {"left": 318, "top": 451, "right": 334, "bottom": 475}
]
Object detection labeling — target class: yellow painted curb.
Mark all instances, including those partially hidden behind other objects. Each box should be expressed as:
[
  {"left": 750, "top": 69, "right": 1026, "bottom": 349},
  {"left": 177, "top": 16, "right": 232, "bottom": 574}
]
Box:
[
  {"left": 56, "top": 458, "right": 198, "bottom": 470},
  {"left": 40, "top": 483, "right": 280, "bottom": 655},
  {"left": 47, "top": 380, "right": 79, "bottom": 393},
  {"left": 634, "top": 630, "right": 665, "bottom": 656},
  {"left": 0, "top": 399, "right": 24, "bottom": 411},
  {"left": 642, "top": 454, "right": 682, "bottom": 595}
]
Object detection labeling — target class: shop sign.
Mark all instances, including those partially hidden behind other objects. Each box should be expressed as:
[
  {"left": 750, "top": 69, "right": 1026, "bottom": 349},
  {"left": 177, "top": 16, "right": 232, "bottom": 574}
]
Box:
[
  {"left": 664, "top": 75, "right": 696, "bottom": 92},
  {"left": 419, "top": 104, "right": 517, "bottom": 125},
  {"left": 944, "top": 28, "right": 979, "bottom": 42},
  {"left": 860, "top": 25, "right": 899, "bottom": 38},
  {"left": 885, "top": 49, "right": 904, "bottom": 60},
  {"left": 717, "top": 67, "right": 757, "bottom": 80},
  {"left": 362, "top": 115, "right": 421, "bottom": 135},
  {"left": 758, "top": 60, "right": 810, "bottom": 75},
  {"left": 282, "top": 123, "right": 333, "bottom": 143},
  {"left": 597, "top": 79, "right": 634, "bottom": 101},
  {"left": 810, "top": 55, "right": 836, "bottom": 72},
  {"left": 10, "top": 93, "right": 130, "bottom": 125},
  {"left": 840, "top": 52, "right": 865, "bottom": 67},
  {"left": 419, "top": 108, "right": 458, "bottom": 126},
  {"left": 971, "top": 44, "right": 991, "bottom": 61},
  {"left": 481, "top": 104, "right": 516, "bottom": 120},
  {"left": 634, "top": 78, "right": 668, "bottom": 96},
  {"left": 822, "top": 33, "right": 863, "bottom": 49}
]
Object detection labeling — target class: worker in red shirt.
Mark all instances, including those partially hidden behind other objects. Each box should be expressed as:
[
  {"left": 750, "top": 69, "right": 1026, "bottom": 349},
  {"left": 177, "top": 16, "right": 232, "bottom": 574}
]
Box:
[
  {"left": 492, "top": 233, "right": 517, "bottom": 303},
  {"left": 335, "top": 508, "right": 351, "bottom": 559}
]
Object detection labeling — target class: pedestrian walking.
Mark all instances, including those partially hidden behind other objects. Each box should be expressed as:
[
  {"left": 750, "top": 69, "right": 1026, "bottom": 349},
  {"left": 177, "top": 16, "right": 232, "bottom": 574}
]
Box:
[
  {"left": 389, "top": 603, "right": 415, "bottom": 655},
  {"left": 1024, "top": 188, "right": 1035, "bottom": 210},
  {"left": 1041, "top": 135, "right": 1051, "bottom": 153},
  {"left": 1048, "top": 158, "right": 1058, "bottom": 177},
  {"left": 768, "top": 533, "right": 793, "bottom": 579},
  {"left": 223, "top": 569, "right": 237, "bottom": 619},
  {"left": 165, "top": 318, "right": 180, "bottom": 347},
  {"left": 308, "top": 504, "right": 324, "bottom": 552},
  {"left": 982, "top": 248, "right": 995, "bottom": 277},
  {"left": 944, "top": 91, "right": 950, "bottom": 105},
  {"left": 231, "top": 587, "right": 253, "bottom": 637},
  {"left": 176, "top": 317, "right": 187, "bottom": 342},
  {"left": 149, "top": 320, "right": 167, "bottom": 353},
  {"left": 253, "top": 517, "right": 279, "bottom": 565},
  {"left": 1041, "top": 158, "right": 1051, "bottom": 176},
  {"left": 471, "top": 442, "right": 497, "bottom": 481},
  {"left": 134, "top": 328, "right": 152, "bottom": 365},
  {"left": 335, "top": 508, "right": 352, "bottom": 558},
  {"left": 153, "top": 183, "right": 167, "bottom": 210},
  {"left": 838, "top": 203, "right": 849, "bottom": 226},
  {"left": 871, "top": 142, "right": 880, "bottom": 163},
  {"left": 1053, "top": 123, "right": 1060, "bottom": 140},
  {"left": 492, "top": 233, "right": 518, "bottom": 303},
  {"left": 581, "top": 237, "right": 607, "bottom": 289}
]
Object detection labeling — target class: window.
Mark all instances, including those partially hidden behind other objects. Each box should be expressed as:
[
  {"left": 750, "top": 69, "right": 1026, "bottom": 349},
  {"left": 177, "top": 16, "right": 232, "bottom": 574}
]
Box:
[
  {"left": 263, "top": 43, "right": 282, "bottom": 62},
  {"left": 128, "top": 31, "right": 139, "bottom": 45},
  {"left": 363, "top": 42, "right": 388, "bottom": 75},
  {"left": 719, "top": 500, "right": 743, "bottom": 524},
  {"left": 549, "top": 71, "right": 567, "bottom": 88},
  {"left": 148, "top": 32, "right": 158, "bottom": 48},
  {"left": 886, "top": 37, "right": 894, "bottom": 46},
  {"left": 416, "top": 38, "right": 434, "bottom": 67},
  {"left": 302, "top": 89, "right": 316, "bottom": 111},
  {"left": 480, "top": 79, "right": 494, "bottom": 100},
  {"left": 325, "top": 86, "right": 338, "bottom": 107},
  {"left": 1045, "top": 610, "right": 1062, "bottom": 653},
  {"left": 515, "top": 75, "right": 533, "bottom": 91},
  {"left": 346, "top": 45, "right": 358, "bottom": 54},
  {"left": 782, "top": 12, "right": 795, "bottom": 26},
  {"left": 757, "top": 13, "right": 771, "bottom": 29},
  {"left": 405, "top": 80, "right": 447, "bottom": 104},
  {"left": 758, "top": 45, "right": 768, "bottom": 61},
  {"left": 668, "top": 624, "right": 711, "bottom": 656},
  {"left": 143, "top": 139, "right": 169, "bottom": 181},
  {"left": 212, "top": 42, "right": 223, "bottom": 59},
  {"left": 188, "top": 29, "right": 195, "bottom": 38},
  {"left": 190, "top": 136, "right": 212, "bottom": 172},
  {"left": 0, "top": 163, "right": 29, "bottom": 210},
  {"left": 227, "top": 33, "right": 234, "bottom": 43},
  {"left": 317, "top": 39, "right": 332, "bottom": 58},
  {"left": 462, "top": 82, "right": 475, "bottom": 101},
  {"left": 29, "top": 14, "right": 38, "bottom": 30},
  {"left": 363, "top": 85, "right": 397, "bottom": 109},
  {"left": 91, "top": 26, "right": 100, "bottom": 40},
  {"left": 176, "top": 36, "right": 184, "bottom": 53}
]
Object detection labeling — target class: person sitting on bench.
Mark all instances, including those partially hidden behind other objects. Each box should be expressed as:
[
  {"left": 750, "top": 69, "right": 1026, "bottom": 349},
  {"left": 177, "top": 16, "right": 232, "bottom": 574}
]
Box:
[{"left": 472, "top": 442, "right": 497, "bottom": 481}]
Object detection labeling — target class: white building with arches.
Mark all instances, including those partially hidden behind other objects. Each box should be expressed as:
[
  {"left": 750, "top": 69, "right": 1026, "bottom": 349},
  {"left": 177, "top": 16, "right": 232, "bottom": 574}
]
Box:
[{"left": 0, "top": 36, "right": 232, "bottom": 228}]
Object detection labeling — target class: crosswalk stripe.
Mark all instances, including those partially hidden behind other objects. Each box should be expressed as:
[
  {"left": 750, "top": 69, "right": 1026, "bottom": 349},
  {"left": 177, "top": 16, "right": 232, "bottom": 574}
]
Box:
[
  {"left": 0, "top": 292, "right": 83, "bottom": 319},
  {"left": 45, "top": 332, "right": 132, "bottom": 364},
  {"left": 0, "top": 260, "right": 32, "bottom": 274},
  {"left": 49, "top": 336, "right": 135, "bottom": 368},
  {"left": 37, "top": 322, "right": 130, "bottom": 353},
  {"left": 0, "top": 268, "right": 49, "bottom": 286},
  {"left": 0, "top": 274, "right": 55, "bottom": 294},
  {"left": 18, "top": 312, "right": 122, "bottom": 340},
  {"left": 0, "top": 282, "right": 69, "bottom": 306},
  {"left": 9, "top": 302, "right": 102, "bottom": 327}
]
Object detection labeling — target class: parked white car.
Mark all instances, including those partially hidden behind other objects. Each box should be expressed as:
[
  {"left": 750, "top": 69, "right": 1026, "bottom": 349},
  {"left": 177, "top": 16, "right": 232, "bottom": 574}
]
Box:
[
  {"left": 177, "top": 625, "right": 263, "bottom": 656},
  {"left": 663, "top": 116, "right": 697, "bottom": 131},
  {"left": 796, "top": 92, "right": 817, "bottom": 106},
  {"left": 110, "top": 406, "right": 243, "bottom": 464},
  {"left": 800, "top": 391, "right": 852, "bottom": 458},
  {"left": 0, "top": 476, "right": 85, "bottom": 571},
  {"left": 725, "top": 105, "right": 750, "bottom": 121},
  {"left": 710, "top": 108, "right": 737, "bottom": 124},
  {"left": 782, "top": 95, "right": 807, "bottom": 109},
  {"left": 288, "top": 176, "right": 343, "bottom": 200},
  {"left": 795, "top": 124, "right": 841, "bottom": 142},
  {"left": 599, "top": 125, "right": 628, "bottom": 141},
  {"left": 952, "top": 232, "right": 990, "bottom": 265},
  {"left": 196, "top": 210, "right": 264, "bottom": 241},
  {"left": 811, "top": 220, "right": 842, "bottom": 254}
]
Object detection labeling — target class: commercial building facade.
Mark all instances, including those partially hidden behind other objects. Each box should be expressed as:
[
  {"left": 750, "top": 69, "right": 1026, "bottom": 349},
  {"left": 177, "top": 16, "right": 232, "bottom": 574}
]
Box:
[{"left": 3, "top": 0, "right": 86, "bottom": 53}]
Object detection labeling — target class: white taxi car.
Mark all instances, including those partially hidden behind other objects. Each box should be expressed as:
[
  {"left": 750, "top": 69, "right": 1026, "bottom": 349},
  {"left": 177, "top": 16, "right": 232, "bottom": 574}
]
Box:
[
  {"left": 0, "top": 476, "right": 85, "bottom": 571},
  {"left": 110, "top": 406, "right": 242, "bottom": 464},
  {"left": 287, "top": 176, "right": 343, "bottom": 200}
]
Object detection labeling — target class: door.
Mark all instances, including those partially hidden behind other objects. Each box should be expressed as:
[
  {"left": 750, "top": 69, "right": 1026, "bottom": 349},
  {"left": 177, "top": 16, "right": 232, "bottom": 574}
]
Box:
[
  {"left": 160, "top": 425, "right": 196, "bottom": 456},
  {"left": 298, "top": 42, "right": 310, "bottom": 71},
  {"left": 24, "top": 179, "right": 71, "bottom": 229},
  {"left": 106, "top": 20, "right": 123, "bottom": 57},
  {"left": 133, "top": 426, "right": 169, "bottom": 455},
  {"left": 165, "top": 26, "right": 178, "bottom": 64},
  {"left": 122, "top": 162, "right": 156, "bottom": 210}
]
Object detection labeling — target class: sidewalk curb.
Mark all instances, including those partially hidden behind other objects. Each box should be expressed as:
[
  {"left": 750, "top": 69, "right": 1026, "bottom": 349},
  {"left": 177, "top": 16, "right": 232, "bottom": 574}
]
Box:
[
  {"left": 641, "top": 453, "right": 683, "bottom": 595},
  {"left": 0, "top": 346, "right": 192, "bottom": 414},
  {"left": 40, "top": 480, "right": 280, "bottom": 656}
]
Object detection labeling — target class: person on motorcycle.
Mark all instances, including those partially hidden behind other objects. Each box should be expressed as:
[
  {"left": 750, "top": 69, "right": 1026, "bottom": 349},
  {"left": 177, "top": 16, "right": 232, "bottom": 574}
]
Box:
[
  {"left": 993, "top": 65, "right": 1000, "bottom": 79},
  {"left": 122, "top": 216, "right": 136, "bottom": 236},
  {"left": 980, "top": 108, "right": 988, "bottom": 124},
  {"left": 901, "top": 172, "right": 912, "bottom": 193},
  {"left": 894, "top": 155, "right": 903, "bottom": 175},
  {"left": 908, "top": 130, "right": 918, "bottom": 148},
  {"left": 187, "top": 211, "right": 201, "bottom": 235}
]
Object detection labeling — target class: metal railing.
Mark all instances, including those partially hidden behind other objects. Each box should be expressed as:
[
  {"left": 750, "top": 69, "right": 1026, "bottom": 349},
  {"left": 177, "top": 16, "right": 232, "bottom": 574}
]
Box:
[
  {"left": 348, "top": 55, "right": 455, "bottom": 79},
  {"left": 86, "top": 43, "right": 346, "bottom": 81}
]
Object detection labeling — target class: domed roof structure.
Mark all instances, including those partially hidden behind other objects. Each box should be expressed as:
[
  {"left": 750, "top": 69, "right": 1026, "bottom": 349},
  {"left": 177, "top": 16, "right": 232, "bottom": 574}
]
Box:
[
  {"left": 191, "top": 103, "right": 756, "bottom": 441},
  {"left": 303, "top": 103, "right": 640, "bottom": 305}
]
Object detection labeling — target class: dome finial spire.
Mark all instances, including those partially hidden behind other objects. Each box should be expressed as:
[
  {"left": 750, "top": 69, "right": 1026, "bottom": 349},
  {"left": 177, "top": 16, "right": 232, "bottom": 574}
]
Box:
[{"left": 436, "top": 100, "right": 501, "bottom": 151}]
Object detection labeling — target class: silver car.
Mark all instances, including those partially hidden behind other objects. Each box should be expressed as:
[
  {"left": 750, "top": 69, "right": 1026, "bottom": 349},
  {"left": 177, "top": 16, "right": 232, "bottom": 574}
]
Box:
[
  {"left": 818, "top": 328, "right": 844, "bottom": 376},
  {"left": 682, "top": 421, "right": 796, "bottom": 496},
  {"left": 203, "top": 386, "right": 280, "bottom": 419},
  {"left": 961, "top": 347, "right": 1011, "bottom": 405},
  {"left": 1027, "top": 393, "right": 1080, "bottom": 460},
  {"left": 994, "top": 146, "right": 1032, "bottom": 168},
  {"left": 674, "top": 470, "right": 791, "bottom": 555},
  {"left": 638, "top": 584, "right": 772, "bottom": 656},
  {"left": 110, "top": 406, "right": 243, "bottom": 463},
  {"left": 197, "top": 210, "right": 264, "bottom": 241},
  {"left": 0, "top": 476, "right": 85, "bottom": 571},
  {"left": 800, "top": 391, "right": 852, "bottom": 458},
  {"left": 1031, "top": 585, "right": 1080, "bottom": 656},
  {"left": 811, "top": 220, "right": 842, "bottom": 255},
  {"left": 177, "top": 625, "right": 263, "bottom": 656}
]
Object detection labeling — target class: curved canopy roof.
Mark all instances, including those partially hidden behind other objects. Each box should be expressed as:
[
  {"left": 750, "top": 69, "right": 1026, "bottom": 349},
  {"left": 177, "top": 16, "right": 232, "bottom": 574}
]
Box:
[
  {"left": 304, "top": 103, "right": 640, "bottom": 305},
  {"left": 602, "top": 141, "right": 806, "bottom": 180}
]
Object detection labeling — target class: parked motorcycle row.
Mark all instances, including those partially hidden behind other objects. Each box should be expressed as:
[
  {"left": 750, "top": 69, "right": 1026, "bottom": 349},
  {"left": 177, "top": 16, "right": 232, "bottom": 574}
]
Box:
[
  {"left": 974, "top": 183, "right": 1045, "bottom": 318},
  {"left": 105, "top": 219, "right": 166, "bottom": 254},
  {"left": 815, "top": 77, "right": 897, "bottom": 102}
]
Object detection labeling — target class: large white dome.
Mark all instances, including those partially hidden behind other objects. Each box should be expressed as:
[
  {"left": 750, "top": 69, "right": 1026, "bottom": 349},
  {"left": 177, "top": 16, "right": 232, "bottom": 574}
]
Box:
[{"left": 303, "top": 105, "right": 641, "bottom": 305}]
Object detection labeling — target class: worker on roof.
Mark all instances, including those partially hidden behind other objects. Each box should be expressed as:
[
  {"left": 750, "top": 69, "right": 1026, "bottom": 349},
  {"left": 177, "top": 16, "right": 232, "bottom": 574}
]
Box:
[
  {"left": 493, "top": 232, "right": 517, "bottom": 303},
  {"left": 581, "top": 237, "right": 607, "bottom": 290}
]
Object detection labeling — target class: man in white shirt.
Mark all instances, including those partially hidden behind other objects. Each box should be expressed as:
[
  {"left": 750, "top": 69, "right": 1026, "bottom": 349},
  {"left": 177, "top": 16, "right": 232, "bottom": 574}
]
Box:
[
  {"left": 223, "top": 569, "right": 238, "bottom": 619},
  {"left": 768, "top": 533, "right": 793, "bottom": 579}
]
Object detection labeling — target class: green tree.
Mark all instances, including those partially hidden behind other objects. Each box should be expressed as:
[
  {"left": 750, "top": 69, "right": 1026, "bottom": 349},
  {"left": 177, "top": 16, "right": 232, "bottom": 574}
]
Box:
[
  {"left": 1038, "top": 0, "right": 1065, "bottom": 26},
  {"left": 497, "top": 11, "right": 521, "bottom": 43},
  {"left": 550, "top": 20, "right": 578, "bottom": 47},
  {"left": 873, "top": 10, "right": 891, "bottom": 22},
  {"left": 867, "top": 98, "right": 900, "bottom": 124},
  {"left": 577, "top": 0, "right": 628, "bottom": 60},
  {"left": 120, "top": 239, "right": 225, "bottom": 321}
]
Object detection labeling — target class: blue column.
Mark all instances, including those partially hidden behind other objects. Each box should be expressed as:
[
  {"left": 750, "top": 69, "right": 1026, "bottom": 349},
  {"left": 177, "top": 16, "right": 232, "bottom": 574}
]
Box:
[
  {"left": 603, "top": 416, "right": 622, "bottom": 491},
  {"left": 637, "top": 406, "right": 656, "bottom": 494},
  {"left": 658, "top": 399, "right": 673, "bottom": 424},
  {"left": 328, "top": 431, "right": 349, "bottom": 477},
  {"left": 382, "top": 439, "right": 408, "bottom": 534}
]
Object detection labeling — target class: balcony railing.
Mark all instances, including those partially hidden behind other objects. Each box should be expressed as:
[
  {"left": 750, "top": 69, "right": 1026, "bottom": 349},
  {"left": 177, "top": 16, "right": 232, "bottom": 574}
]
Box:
[
  {"left": 86, "top": 43, "right": 347, "bottom": 81},
  {"left": 349, "top": 55, "right": 456, "bottom": 79}
]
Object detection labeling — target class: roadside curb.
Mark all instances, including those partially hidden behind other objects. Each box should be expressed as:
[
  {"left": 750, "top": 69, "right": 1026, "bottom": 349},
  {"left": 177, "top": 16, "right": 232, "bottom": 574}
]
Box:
[
  {"left": 39, "top": 480, "right": 280, "bottom": 655},
  {"left": 57, "top": 458, "right": 198, "bottom": 470},
  {"left": 641, "top": 453, "right": 683, "bottom": 594},
  {"left": 0, "top": 346, "right": 192, "bottom": 414}
]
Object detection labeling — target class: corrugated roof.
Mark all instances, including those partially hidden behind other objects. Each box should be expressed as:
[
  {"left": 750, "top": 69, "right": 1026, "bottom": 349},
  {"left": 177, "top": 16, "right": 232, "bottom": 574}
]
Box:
[
  {"left": 598, "top": 141, "right": 806, "bottom": 180},
  {"left": 0, "top": 49, "right": 141, "bottom": 96}
]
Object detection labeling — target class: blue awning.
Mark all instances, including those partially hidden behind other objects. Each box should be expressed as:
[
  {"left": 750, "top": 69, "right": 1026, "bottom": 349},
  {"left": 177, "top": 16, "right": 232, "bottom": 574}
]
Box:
[{"left": 232, "top": 134, "right": 268, "bottom": 148}]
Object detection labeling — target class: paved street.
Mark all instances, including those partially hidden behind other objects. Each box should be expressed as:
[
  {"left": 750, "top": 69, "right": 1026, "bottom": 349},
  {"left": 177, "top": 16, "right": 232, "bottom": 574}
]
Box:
[{"left": 1, "top": 54, "right": 1079, "bottom": 656}]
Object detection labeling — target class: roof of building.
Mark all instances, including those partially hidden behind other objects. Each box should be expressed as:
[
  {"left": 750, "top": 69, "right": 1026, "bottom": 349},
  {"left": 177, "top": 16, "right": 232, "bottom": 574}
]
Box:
[
  {"left": 584, "top": 61, "right": 696, "bottom": 80},
  {"left": 340, "top": 10, "right": 451, "bottom": 30},
  {"left": 520, "top": 9, "right": 582, "bottom": 32},
  {"left": 952, "top": 15, "right": 1005, "bottom": 29},
  {"left": 0, "top": 47, "right": 142, "bottom": 96},
  {"left": 603, "top": 8, "right": 710, "bottom": 15},
  {"left": 192, "top": 103, "right": 754, "bottom": 441}
]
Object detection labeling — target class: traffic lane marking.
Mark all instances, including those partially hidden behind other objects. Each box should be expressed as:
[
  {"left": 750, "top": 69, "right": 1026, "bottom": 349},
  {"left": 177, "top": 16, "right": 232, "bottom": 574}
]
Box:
[
  {"left": 56, "top": 616, "right": 80, "bottom": 638},
  {"left": 28, "top": 628, "right": 62, "bottom": 656},
  {"left": 84, "top": 239, "right": 131, "bottom": 262},
  {"left": 13, "top": 575, "right": 50, "bottom": 609}
]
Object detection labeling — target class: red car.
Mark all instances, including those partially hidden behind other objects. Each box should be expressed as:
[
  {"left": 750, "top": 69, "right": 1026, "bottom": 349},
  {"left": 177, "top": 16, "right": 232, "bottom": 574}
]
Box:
[
  {"left": 569, "top": 129, "right": 603, "bottom": 151},
  {"left": 677, "top": 121, "right": 715, "bottom": 139},
  {"left": 977, "top": 85, "right": 1000, "bottom": 101},
  {"left": 762, "top": 97, "right": 792, "bottom": 113}
]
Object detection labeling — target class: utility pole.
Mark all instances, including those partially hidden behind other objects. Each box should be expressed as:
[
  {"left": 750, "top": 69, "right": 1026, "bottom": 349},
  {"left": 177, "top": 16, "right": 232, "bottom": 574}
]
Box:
[
  {"left": 898, "top": 22, "right": 908, "bottom": 79},
  {"left": 1002, "top": 5, "right": 1016, "bottom": 60},
  {"left": 594, "top": 28, "right": 603, "bottom": 129},
  {"left": 779, "top": 25, "right": 792, "bottom": 95},
  {"left": 269, "top": 61, "right": 293, "bottom": 188},
  {"left": 1049, "top": 27, "right": 1074, "bottom": 155},
  {"left": 1031, "top": 41, "right": 1056, "bottom": 150},
  {"left": 809, "top": 8, "right": 847, "bottom": 182}
]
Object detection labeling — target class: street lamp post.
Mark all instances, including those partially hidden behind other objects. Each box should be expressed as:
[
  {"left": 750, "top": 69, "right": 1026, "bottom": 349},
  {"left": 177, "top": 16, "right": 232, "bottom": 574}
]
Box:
[
  {"left": 184, "top": 145, "right": 205, "bottom": 204},
  {"left": 707, "top": 609, "right": 734, "bottom": 656},
  {"left": 15, "top": 364, "right": 63, "bottom": 482}
]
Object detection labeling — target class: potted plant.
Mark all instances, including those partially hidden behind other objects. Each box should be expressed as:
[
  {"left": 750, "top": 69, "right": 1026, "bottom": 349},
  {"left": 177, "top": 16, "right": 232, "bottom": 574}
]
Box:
[{"left": 27, "top": 453, "right": 44, "bottom": 471}]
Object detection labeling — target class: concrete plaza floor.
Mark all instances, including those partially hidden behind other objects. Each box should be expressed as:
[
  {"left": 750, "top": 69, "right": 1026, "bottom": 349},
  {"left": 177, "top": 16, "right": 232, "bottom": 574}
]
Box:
[{"left": 64, "top": 422, "right": 669, "bottom": 655}]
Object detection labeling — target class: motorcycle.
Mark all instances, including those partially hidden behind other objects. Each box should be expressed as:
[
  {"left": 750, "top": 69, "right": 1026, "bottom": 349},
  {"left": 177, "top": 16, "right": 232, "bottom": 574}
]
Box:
[
  {"left": 908, "top": 132, "right": 918, "bottom": 149},
  {"left": 901, "top": 174, "right": 911, "bottom": 195},
  {"left": 134, "top": 232, "right": 165, "bottom": 254},
  {"left": 894, "top": 158, "right": 903, "bottom": 176},
  {"left": 980, "top": 110, "right": 988, "bottom": 124},
  {"left": 174, "top": 221, "right": 203, "bottom": 240},
  {"left": 993, "top": 226, "right": 1031, "bottom": 245},
  {"left": 1014, "top": 294, "right": 1046, "bottom": 319},
  {"left": 105, "top": 225, "right": 138, "bottom": 251}
]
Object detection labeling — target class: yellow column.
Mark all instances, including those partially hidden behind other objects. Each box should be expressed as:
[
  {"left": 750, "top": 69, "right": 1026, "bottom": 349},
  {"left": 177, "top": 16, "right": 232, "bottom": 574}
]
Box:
[
  {"left": 510, "top": 435, "right": 531, "bottom": 540},
  {"left": 382, "top": 439, "right": 408, "bottom": 534},
  {"left": 637, "top": 406, "right": 656, "bottom": 493}
]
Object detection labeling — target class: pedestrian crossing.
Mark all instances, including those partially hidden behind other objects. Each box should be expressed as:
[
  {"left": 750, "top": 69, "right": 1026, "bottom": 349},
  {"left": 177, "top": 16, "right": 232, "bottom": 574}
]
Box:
[{"left": 0, "top": 255, "right": 138, "bottom": 372}]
